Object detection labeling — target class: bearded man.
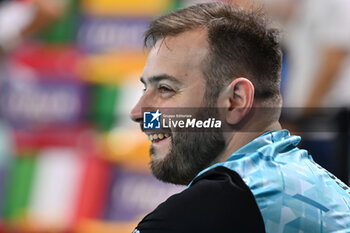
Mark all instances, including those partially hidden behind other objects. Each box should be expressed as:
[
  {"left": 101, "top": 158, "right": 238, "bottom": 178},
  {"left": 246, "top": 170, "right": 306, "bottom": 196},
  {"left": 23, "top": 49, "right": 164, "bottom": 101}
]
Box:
[{"left": 130, "top": 2, "right": 350, "bottom": 232}]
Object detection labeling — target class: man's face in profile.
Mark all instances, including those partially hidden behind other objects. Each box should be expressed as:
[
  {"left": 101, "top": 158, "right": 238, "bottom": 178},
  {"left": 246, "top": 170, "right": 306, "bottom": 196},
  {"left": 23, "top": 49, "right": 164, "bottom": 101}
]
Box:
[{"left": 130, "top": 30, "right": 225, "bottom": 184}]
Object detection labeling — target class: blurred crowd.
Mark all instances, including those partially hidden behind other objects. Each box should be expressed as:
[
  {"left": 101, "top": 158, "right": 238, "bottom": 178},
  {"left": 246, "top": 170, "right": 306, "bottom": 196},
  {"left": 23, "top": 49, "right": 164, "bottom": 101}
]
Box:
[{"left": 0, "top": 0, "right": 349, "bottom": 232}]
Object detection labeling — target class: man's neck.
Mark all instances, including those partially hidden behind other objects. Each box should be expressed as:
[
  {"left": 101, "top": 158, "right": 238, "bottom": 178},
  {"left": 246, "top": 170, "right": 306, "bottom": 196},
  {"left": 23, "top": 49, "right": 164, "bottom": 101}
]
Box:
[{"left": 218, "top": 121, "right": 282, "bottom": 163}]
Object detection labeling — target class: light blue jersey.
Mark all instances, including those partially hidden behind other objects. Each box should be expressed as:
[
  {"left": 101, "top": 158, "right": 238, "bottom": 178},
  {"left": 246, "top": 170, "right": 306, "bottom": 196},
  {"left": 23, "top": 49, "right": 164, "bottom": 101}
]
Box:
[{"left": 193, "top": 130, "right": 350, "bottom": 232}]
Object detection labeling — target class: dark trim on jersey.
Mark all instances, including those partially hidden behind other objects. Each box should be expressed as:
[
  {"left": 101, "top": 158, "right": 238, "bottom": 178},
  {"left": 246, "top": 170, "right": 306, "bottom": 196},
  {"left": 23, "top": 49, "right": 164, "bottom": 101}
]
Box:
[{"left": 134, "top": 166, "right": 266, "bottom": 233}]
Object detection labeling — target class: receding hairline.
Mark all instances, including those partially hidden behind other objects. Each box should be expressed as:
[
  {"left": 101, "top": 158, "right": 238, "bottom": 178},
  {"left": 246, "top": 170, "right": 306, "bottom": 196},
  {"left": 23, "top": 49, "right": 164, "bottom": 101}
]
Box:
[
  {"left": 151, "top": 27, "right": 209, "bottom": 55},
  {"left": 144, "top": 20, "right": 209, "bottom": 49},
  {"left": 144, "top": 2, "right": 268, "bottom": 48}
]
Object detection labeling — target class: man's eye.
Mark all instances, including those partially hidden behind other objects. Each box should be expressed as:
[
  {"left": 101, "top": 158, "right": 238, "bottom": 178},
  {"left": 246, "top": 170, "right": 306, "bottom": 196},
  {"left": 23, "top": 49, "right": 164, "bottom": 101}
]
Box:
[{"left": 158, "top": 86, "right": 173, "bottom": 93}]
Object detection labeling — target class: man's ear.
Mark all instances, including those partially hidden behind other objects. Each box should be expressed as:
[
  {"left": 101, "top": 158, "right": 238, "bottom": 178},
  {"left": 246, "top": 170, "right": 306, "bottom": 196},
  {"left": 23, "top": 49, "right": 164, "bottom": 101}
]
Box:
[{"left": 219, "top": 77, "right": 255, "bottom": 125}]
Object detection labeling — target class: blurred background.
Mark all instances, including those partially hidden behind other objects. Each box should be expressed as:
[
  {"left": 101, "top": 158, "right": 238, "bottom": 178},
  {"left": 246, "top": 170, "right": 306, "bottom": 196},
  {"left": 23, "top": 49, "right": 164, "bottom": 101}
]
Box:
[{"left": 0, "top": 0, "right": 349, "bottom": 232}]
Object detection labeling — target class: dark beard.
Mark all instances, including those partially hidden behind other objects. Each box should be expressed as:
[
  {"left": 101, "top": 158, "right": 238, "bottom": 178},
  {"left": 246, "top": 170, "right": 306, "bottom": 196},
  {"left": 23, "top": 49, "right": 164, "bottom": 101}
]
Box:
[{"left": 150, "top": 108, "right": 226, "bottom": 185}]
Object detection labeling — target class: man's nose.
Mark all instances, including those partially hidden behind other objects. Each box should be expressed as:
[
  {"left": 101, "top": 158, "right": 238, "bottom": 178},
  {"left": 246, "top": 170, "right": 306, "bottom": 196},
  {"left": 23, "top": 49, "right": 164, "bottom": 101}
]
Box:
[{"left": 130, "top": 97, "right": 144, "bottom": 123}]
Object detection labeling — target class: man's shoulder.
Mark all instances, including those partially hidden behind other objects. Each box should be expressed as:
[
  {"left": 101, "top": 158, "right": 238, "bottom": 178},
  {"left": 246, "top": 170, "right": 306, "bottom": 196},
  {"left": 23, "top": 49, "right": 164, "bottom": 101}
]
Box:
[
  {"left": 134, "top": 166, "right": 265, "bottom": 233},
  {"left": 156, "top": 166, "right": 261, "bottom": 216}
]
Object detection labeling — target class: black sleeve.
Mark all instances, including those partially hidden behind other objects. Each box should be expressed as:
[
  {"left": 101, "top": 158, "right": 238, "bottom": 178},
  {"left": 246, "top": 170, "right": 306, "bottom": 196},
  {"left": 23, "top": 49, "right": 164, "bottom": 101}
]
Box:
[{"left": 133, "top": 166, "right": 266, "bottom": 233}]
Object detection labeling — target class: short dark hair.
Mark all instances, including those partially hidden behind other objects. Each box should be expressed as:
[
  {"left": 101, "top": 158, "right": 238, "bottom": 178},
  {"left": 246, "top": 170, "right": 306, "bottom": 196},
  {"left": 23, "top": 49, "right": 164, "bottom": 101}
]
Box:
[{"left": 144, "top": 2, "right": 282, "bottom": 105}]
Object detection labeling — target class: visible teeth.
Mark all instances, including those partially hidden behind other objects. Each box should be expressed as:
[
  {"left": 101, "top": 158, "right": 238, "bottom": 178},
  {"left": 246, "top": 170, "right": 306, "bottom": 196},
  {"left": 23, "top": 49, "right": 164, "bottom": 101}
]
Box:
[{"left": 148, "top": 133, "right": 171, "bottom": 141}]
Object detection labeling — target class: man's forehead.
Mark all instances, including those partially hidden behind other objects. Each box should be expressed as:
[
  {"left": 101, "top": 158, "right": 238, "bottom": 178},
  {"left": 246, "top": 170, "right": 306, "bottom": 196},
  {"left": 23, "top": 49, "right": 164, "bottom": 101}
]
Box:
[
  {"left": 142, "top": 29, "right": 209, "bottom": 82},
  {"left": 155, "top": 29, "right": 208, "bottom": 53},
  {"left": 153, "top": 30, "right": 207, "bottom": 64}
]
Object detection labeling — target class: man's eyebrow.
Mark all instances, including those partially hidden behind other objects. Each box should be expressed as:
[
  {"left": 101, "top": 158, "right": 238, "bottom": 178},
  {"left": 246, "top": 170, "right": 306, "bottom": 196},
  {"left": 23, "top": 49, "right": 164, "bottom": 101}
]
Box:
[{"left": 140, "top": 74, "right": 181, "bottom": 86}]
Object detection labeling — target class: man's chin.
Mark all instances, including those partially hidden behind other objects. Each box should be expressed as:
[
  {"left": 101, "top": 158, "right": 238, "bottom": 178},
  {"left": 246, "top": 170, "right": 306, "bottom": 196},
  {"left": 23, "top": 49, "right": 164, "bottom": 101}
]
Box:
[
  {"left": 150, "top": 160, "right": 193, "bottom": 185},
  {"left": 149, "top": 146, "right": 190, "bottom": 185},
  {"left": 150, "top": 148, "right": 167, "bottom": 162}
]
